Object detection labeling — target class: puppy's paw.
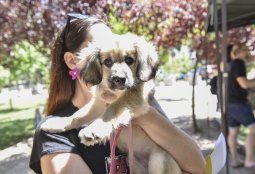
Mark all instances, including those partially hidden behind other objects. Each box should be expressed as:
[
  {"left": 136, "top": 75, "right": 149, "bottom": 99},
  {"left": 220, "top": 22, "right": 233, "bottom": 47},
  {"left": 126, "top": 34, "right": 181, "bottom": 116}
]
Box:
[
  {"left": 78, "top": 119, "right": 113, "bottom": 146},
  {"left": 40, "top": 116, "right": 73, "bottom": 133},
  {"left": 78, "top": 128, "right": 100, "bottom": 146}
]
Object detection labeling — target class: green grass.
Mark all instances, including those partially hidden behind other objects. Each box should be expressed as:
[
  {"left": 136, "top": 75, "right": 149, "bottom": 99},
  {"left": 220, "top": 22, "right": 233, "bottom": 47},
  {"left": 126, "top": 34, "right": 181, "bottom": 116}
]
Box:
[
  {"left": 238, "top": 126, "right": 249, "bottom": 146},
  {"left": 0, "top": 92, "right": 46, "bottom": 150}
]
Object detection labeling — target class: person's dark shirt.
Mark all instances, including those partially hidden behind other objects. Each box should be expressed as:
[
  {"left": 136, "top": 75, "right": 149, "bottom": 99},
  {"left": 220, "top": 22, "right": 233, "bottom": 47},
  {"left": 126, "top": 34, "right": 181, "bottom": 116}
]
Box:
[
  {"left": 228, "top": 58, "right": 248, "bottom": 103},
  {"left": 29, "top": 102, "right": 128, "bottom": 174}
]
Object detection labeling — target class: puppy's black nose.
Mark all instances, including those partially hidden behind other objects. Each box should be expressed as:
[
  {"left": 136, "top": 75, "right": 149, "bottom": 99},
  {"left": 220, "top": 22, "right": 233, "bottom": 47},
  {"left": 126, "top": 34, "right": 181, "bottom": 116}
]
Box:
[{"left": 112, "top": 76, "right": 126, "bottom": 86}]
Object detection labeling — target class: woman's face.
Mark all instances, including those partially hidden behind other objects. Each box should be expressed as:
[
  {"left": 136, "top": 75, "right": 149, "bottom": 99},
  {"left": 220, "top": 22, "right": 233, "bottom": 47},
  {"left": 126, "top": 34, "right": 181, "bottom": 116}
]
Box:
[
  {"left": 73, "top": 22, "right": 112, "bottom": 68},
  {"left": 75, "top": 23, "right": 117, "bottom": 103},
  {"left": 81, "top": 24, "right": 119, "bottom": 104},
  {"left": 238, "top": 49, "right": 251, "bottom": 63},
  {"left": 79, "top": 23, "right": 112, "bottom": 49},
  {"left": 231, "top": 45, "right": 249, "bottom": 60}
]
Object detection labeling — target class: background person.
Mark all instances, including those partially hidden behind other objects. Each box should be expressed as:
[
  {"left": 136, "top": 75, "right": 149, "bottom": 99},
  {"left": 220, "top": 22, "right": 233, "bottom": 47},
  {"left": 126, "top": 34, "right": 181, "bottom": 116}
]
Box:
[{"left": 227, "top": 43, "right": 255, "bottom": 169}]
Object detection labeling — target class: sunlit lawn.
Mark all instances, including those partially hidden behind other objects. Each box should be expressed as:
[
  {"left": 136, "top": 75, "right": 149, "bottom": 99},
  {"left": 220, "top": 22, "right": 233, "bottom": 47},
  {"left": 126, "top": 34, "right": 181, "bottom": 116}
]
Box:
[
  {"left": 238, "top": 126, "right": 249, "bottom": 145},
  {"left": 0, "top": 89, "right": 47, "bottom": 150},
  {"left": 0, "top": 85, "right": 251, "bottom": 151}
]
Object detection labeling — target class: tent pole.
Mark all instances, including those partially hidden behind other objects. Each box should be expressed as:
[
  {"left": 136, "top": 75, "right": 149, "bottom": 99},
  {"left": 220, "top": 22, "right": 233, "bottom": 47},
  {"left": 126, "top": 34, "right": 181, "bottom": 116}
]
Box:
[
  {"left": 212, "top": 0, "right": 223, "bottom": 122},
  {"left": 221, "top": 0, "right": 229, "bottom": 173},
  {"left": 212, "top": 0, "right": 229, "bottom": 173}
]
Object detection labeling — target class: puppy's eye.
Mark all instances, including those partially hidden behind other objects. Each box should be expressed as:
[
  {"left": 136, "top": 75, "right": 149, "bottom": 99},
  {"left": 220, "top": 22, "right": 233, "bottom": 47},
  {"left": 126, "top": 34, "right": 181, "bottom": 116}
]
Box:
[
  {"left": 104, "top": 58, "right": 113, "bottom": 67},
  {"left": 125, "top": 56, "right": 134, "bottom": 65}
]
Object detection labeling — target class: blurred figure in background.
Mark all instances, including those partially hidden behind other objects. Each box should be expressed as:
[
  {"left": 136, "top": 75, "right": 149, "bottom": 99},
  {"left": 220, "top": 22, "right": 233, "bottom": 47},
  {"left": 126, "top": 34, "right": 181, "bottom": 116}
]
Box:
[{"left": 227, "top": 43, "right": 255, "bottom": 169}]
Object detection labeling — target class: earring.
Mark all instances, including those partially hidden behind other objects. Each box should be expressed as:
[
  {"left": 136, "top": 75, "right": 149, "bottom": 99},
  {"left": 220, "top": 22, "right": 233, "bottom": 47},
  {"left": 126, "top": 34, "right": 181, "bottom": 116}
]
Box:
[{"left": 69, "top": 67, "right": 80, "bottom": 80}]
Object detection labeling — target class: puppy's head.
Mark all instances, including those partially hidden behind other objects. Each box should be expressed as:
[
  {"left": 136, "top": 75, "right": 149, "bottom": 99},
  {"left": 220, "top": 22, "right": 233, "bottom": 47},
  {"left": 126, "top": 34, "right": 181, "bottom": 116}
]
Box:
[
  {"left": 76, "top": 33, "right": 160, "bottom": 92},
  {"left": 99, "top": 34, "right": 136, "bottom": 91},
  {"left": 99, "top": 33, "right": 160, "bottom": 91}
]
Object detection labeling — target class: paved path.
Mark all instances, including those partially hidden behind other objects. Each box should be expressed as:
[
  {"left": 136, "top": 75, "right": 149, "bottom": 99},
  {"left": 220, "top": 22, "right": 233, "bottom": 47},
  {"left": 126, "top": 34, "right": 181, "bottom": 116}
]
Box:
[
  {"left": 0, "top": 138, "right": 34, "bottom": 174},
  {"left": 0, "top": 83, "right": 254, "bottom": 173}
]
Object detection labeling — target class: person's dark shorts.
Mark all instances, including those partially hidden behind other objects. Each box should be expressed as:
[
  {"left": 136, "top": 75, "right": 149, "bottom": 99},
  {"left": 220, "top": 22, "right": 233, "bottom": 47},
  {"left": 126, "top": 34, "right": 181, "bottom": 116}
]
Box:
[{"left": 228, "top": 103, "right": 255, "bottom": 128}]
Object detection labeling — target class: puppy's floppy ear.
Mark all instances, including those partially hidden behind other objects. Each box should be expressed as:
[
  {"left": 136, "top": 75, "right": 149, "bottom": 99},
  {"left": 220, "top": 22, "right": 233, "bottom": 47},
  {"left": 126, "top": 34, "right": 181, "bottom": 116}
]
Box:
[
  {"left": 77, "top": 46, "right": 102, "bottom": 85},
  {"left": 134, "top": 35, "right": 160, "bottom": 81}
]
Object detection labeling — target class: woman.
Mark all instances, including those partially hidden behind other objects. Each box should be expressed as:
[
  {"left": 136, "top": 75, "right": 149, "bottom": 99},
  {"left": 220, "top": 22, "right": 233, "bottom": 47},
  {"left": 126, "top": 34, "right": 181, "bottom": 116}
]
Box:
[
  {"left": 226, "top": 44, "right": 255, "bottom": 168},
  {"left": 29, "top": 14, "right": 205, "bottom": 174}
]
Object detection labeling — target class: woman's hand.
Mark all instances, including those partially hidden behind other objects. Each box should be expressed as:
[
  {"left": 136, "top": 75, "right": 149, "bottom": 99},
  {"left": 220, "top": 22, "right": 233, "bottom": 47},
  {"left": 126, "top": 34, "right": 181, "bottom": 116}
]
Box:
[{"left": 133, "top": 106, "right": 206, "bottom": 174}]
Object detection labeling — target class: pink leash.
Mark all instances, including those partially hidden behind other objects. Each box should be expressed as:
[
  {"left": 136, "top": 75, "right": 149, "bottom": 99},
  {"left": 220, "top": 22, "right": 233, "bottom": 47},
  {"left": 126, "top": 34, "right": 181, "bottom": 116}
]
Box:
[
  {"left": 128, "top": 121, "right": 134, "bottom": 174},
  {"left": 110, "top": 121, "right": 134, "bottom": 174}
]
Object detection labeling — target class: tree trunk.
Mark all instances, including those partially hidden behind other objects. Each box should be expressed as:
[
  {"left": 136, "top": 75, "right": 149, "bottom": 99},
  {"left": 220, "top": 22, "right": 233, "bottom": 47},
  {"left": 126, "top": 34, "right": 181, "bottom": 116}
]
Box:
[
  {"left": 192, "top": 59, "right": 199, "bottom": 132},
  {"left": 9, "top": 98, "right": 13, "bottom": 111}
]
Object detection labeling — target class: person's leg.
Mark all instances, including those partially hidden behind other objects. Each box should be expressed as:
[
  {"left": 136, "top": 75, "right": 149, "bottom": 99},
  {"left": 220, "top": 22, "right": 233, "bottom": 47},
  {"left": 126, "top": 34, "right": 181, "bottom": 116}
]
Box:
[
  {"left": 234, "top": 103, "right": 255, "bottom": 168},
  {"left": 228, "top": 127, "right": 243, "bottom": 166},
  {"left": 244, "top": 124, "right": 255, "bottom": 167},
  {"left": 227, "top": 103, "right": 243, "bottom": 167}
]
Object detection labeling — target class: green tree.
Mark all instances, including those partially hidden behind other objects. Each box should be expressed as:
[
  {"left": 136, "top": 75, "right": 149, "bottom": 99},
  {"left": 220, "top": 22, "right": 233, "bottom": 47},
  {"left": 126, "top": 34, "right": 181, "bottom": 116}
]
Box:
[
  {"left": 0, "top": 65, "right": 10, "bottom": 89},
  {"left": 6, "top": 41, "right": 49, "bottom": 87},
  {"left": 164, "top": 55, "right": 194, "bottom": 75},
  {"left": 1, "top": 0, "right": 254, "bottom": 64}
]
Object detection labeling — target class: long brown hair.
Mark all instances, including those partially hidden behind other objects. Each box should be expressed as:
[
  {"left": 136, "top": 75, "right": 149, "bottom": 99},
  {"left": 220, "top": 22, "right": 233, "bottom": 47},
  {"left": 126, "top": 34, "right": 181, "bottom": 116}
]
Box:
[{"left": 46, "top": 16, "right": 106, "bottom": 115}]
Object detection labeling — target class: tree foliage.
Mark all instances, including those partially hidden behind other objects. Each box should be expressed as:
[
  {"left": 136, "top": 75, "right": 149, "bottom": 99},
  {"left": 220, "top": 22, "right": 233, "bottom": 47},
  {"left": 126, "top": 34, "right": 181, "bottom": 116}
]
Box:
[
  {"left": 11, "top": 41, "right": 49, "bottom": 84},
  {"left": 164, "top": 55, "right": 194, "bottom": 75},
  {"left": 0, "top": 0, "right": 254, "bottom": 68},
  {"left": 0, "top": 40, "right": 49, "bottom": 88},
  {"left": 0, "top": 65, "right": 9, "bottom": 88}
]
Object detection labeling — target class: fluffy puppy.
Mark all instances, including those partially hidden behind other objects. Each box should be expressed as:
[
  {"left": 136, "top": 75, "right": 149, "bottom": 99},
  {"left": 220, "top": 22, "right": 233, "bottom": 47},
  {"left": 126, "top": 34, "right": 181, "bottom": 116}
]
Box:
[{"left": 41, "top": 33, "right": 181, "bottom": 173}]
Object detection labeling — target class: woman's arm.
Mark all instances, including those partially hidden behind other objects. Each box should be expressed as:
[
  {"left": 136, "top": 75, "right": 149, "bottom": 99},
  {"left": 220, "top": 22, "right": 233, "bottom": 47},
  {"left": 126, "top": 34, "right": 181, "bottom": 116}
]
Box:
[
  {"left": 41, "top": 153, "right": 92, "bottom": 174},
  {"left": 133, "top": 106, "right": 206, "bottom": 174},
  {"left": 236, "top": 76, "right": 255, "bottom": 89}
]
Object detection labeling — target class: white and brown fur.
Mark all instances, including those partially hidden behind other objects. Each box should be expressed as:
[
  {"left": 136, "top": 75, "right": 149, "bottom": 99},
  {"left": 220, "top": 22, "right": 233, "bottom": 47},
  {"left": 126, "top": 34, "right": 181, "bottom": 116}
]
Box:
[{"left": 41, "top": 33, "right": 181, "bottom": 174}]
